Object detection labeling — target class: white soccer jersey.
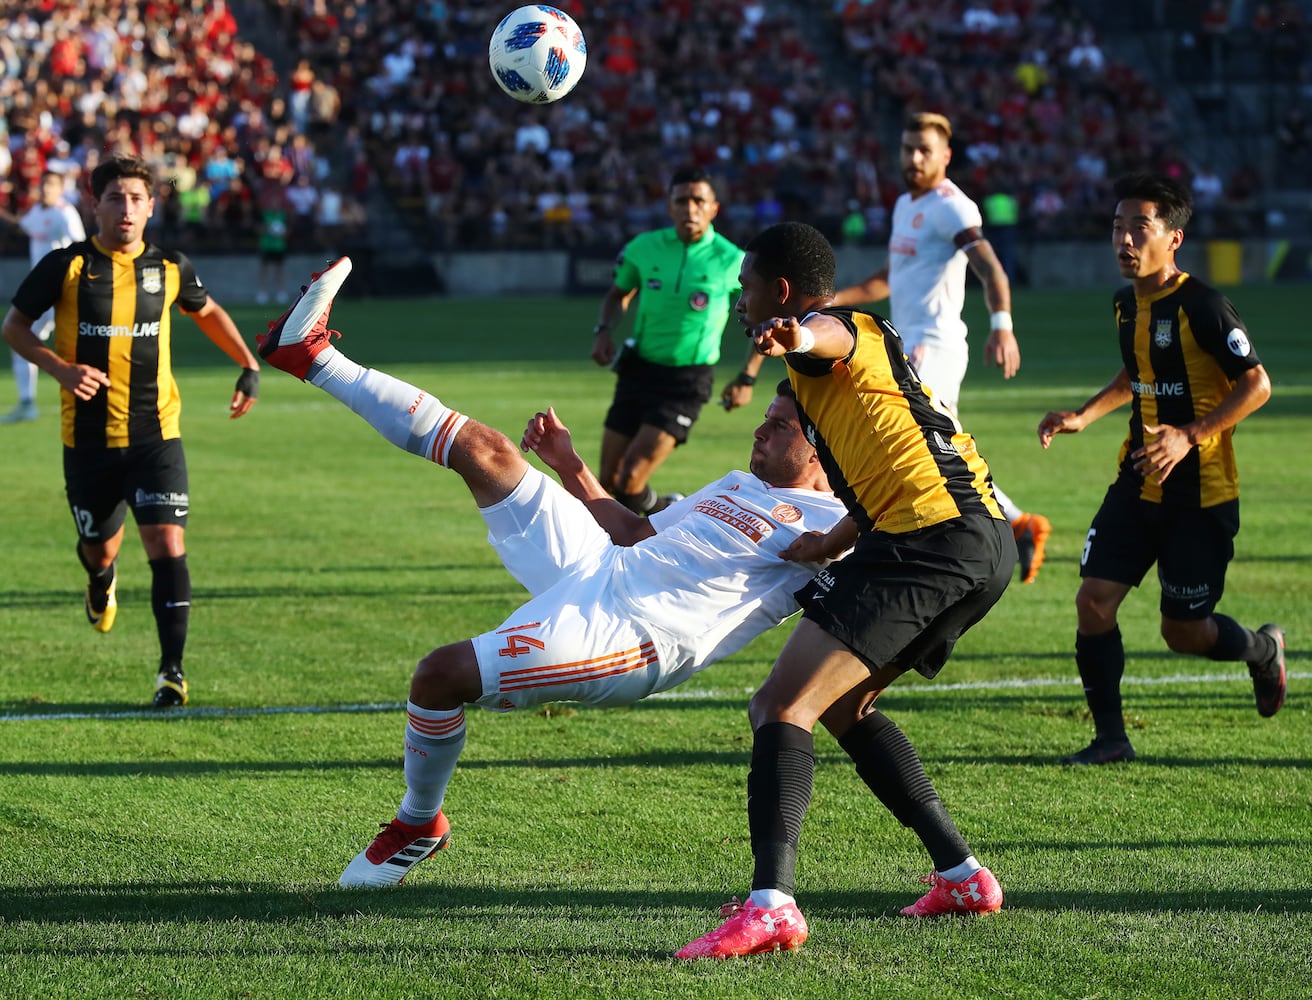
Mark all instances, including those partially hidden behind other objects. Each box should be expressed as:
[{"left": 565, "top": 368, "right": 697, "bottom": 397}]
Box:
[
  {"left": 887, "top": 179, "right": 981, "bottom": 350},
  {"left": 20, "top": 201, "right": 85, "bottom": 265},
  {"left": 473, "top": 467, "right": 845, "bottom": 711}
]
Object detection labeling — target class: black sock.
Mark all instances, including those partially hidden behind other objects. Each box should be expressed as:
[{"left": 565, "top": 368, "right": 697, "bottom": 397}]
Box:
[
  {"left": 617, "top": 485, "right": 657, "bottom": 515},
  {"left": 76, "top": 543, "right": 115, "bottom": 599},
  {"left": 748, "top": 722, "right": 814, "bottom": 896},
  {"left": 838, "top": 711, "right": 971, "bottom": 872},
  {"left": 1209, "top": 614, "right": 1276, "bottom": 664},
  {"left": 1075, "top": 627, "right": 1126, "bottom": 741},
  {"left": 150, "top": 555, "right": 190, "bottom": 671}
]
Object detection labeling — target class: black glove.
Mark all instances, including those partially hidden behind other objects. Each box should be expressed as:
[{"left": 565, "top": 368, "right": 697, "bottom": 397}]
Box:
[{"left": 235, "top": 367, "right": 260, "bottom": 399}]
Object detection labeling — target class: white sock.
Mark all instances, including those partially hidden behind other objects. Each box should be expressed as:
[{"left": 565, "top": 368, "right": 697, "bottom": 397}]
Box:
[
  {"left": 992, "top": 483, "right": 1019, "bottom": 523},
  {"left": 310, "top": 347, "right": 469, "bottom": 466},
  {"left": 939, "top": 856, "right": 982, "bottom": 883},
  {"left": 748, "top": 888, "right": 795, "bottom": 910},
  {"left": 396, "top": 702, "right": 467, "bottom": 826}
]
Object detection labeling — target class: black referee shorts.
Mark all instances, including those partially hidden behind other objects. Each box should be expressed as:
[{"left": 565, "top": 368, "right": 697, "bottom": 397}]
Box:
[
  {"left": 604, "top": 356, "right": 714, "bottom": 445},
  {"left": 794, "top": 515, "right": 1016, "bottom": 679}
]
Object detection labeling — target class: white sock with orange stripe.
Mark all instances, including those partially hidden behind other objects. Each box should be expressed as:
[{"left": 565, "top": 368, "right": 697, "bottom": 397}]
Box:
[
  {"left": 310, "top": 348, "right": 470, "bottom": 467},
  {"left": 397, "top": 701, "right": 466, "bottom": 826}
]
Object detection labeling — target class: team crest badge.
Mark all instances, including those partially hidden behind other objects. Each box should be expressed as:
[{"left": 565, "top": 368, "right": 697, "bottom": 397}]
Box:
[
  {"left": 911, "top": 212, "right": 924, "bottom": 229},
  {"left": 141, "top": 267, "right": 163, "bottom": 294},
  {"left": 771, "top": 503, "right": 802, "bottom": 524},
  {"left": 1153, "top": 319, "right": 1173, "bottom": 349},
  {"left": 688, "top": 290, "right": 709, "bottom": 311}
]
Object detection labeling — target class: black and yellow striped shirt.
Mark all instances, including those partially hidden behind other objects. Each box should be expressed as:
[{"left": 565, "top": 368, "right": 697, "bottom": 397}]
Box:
[
  {"left": 12, "top": 236, "right": 210, "bottom": 449},
  {"left": 1112, "top": 273, "right": 1261, "bottom": 507},
  {"left": 786, "top": 307, "right": 1004, "bottom": 534}
]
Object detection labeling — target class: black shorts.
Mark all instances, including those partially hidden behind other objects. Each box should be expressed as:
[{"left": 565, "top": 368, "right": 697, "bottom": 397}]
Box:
[
  {"left": 64, "top": 438, "right": 190, "bottom": 541},
  {"left": 795, "top": 515, "right": 1016, "bottom": 679},
  {"left": 1081, "top": 482, "right": 1238, "bottom": 621},
  {"left": 604, "top": 355, "right": 713, "bottom": 445}
]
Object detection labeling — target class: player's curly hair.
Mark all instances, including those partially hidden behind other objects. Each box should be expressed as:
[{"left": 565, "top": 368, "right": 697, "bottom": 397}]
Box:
[
  {"left": 745, "top": 222, "right": 836, "bottom": 298},
  {"left": 1113, "top": 171, "right": 1193, "bottom": 231}
]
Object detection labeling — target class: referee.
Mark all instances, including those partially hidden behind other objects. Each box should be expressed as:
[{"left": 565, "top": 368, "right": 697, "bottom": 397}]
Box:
[{"left": 590, "top": 166, "right": 761, "bottom": 514}]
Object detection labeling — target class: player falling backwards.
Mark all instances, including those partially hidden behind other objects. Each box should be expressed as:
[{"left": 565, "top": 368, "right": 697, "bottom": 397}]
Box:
[{"left": 256, "top": 258, "right": 851, "bottom": 889}]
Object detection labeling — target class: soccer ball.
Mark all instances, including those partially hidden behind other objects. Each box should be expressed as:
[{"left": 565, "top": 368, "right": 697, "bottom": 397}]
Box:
[{"left": 488, "top": 5, "right": 587, "bottom": 104}]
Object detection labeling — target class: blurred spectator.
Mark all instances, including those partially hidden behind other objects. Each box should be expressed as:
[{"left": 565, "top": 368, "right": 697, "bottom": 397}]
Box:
[
  {"left": 256, "top": 182, "right": 291, "bottom": 304},
  {"left": 285, "top": 172, "right": 320, "bottom": 244},
  {"left": 1191, "top": 164, "right": 1225, "bottom": 235}
]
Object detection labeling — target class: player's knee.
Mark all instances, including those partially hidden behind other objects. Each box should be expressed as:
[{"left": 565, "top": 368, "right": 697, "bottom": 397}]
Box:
[
  {"left": 1160, "top": 618, "right": 1208, "bottom": 655},
  {"left": 411, "top": 644, "right": 479, "bottom": 710},
  {"left": 1075, "top": 586, "right": 1118, "bottom": 632}
]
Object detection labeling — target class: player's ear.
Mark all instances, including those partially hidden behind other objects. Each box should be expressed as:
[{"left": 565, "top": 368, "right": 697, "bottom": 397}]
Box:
[
  {"left": 1169, "top": 228, "right": 1184, "bottom": 252},
  {"left": 774, "top": 276, "right": 791, "bottom": 306}
]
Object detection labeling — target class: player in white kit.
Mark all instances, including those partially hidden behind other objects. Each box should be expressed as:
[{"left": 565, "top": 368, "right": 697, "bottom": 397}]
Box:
[
  {"left": 833, "top": 112, "right": 1051, "bottom": 582},
  {"left": 255, "top": 258, "right": 847, "bottom": 888},
  {"left": 0, "top": 170, "right": 86, "bottom": 424}
]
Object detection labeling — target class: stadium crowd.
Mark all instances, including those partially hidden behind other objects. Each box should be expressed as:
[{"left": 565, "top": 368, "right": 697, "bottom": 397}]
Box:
[{"left": 1, "top": 0, "right": 1304, "bottom": 259}]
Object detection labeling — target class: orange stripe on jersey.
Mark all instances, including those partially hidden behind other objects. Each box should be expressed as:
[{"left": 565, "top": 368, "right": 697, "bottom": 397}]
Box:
[
  {"left": 499, "top": 642, "right": 660, "bottom": 692},
  {"left": 407, "top": 707, "right": 465, "bottom": 738},
  {"left": 428, "top": 411, "right": 465, "bottom": 465}
]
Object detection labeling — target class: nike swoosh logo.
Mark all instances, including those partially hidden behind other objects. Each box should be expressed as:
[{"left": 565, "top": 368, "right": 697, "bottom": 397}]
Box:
[
  {"left": 174, "top": 508, "right": 189, "bottom": 516},
  {"left": 1188, "top": 600, "right": 1207, "bottom": 610},
  {"left": 86, "top": 272, "right": 102, "bottom": 280},
  {"left": 165, "top": 601, "right": 191, "bottom": 609}
]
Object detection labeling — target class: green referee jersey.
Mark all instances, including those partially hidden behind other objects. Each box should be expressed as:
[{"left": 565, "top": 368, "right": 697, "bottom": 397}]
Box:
[{"left": 613, "top": 224, "right": 744, "bottom": 367}]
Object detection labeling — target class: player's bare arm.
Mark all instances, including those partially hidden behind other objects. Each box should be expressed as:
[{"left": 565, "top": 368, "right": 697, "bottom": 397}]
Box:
[
  {"left": 2, "top": 305, "right": 109, "bottom": 400},
  {"left": 1038, "top": 368, "right": 1134, "bottom": 448},
  {"left": 187, "top": 297, "right": 260, "bottom": 417},
  {"left": 830, "top": 266, "right": 890, "bottom": 308},
  {"left": 521, "top": 406, "right": 657, "bottom": 546},
  {"left": 1134, "top": 365, "right": 1272, "bottom": 484},
  {"left": 963, "top": 238, "right": 1020, "bottom": 379},
  {"left": 590, "top": 286, "right": 636, "bottom": 367},
  {"left": 749, "top": 314, "right": 851, "bottom": 360}
]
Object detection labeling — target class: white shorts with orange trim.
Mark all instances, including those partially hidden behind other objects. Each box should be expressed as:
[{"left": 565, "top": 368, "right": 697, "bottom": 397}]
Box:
[{"left": 471, "top": 564, "right": 664, "bottom": 712}]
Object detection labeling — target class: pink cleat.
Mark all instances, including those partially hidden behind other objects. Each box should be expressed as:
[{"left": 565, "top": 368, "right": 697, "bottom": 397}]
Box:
[
  {"left": 900, "top": 867, "right": 1003, "bottom": 916},
  {"left": 675, "top": 897, "right": 809, "bottom": 959}
]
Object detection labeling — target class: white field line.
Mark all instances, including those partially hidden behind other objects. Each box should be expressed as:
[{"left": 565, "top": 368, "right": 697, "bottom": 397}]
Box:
[{"left": 1, "top": 671, "right": 1305, "bottom": 723}]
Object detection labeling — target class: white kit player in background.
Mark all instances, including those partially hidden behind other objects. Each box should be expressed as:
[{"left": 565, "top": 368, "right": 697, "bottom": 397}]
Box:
[
  {"left": 254, "top": 258, "right": 847, "bottom": 888},
  {"left": 833, "top": 111, "right": 1052, "bottom": 583},
  {"left": 0, "top": 170, "right": 86, "bottom": 424}
]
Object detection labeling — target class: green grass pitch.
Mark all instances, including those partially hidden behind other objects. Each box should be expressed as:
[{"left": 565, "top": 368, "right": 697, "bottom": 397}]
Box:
[{"left": 0, "top": 283, "right": 1307, "bottom": 998}]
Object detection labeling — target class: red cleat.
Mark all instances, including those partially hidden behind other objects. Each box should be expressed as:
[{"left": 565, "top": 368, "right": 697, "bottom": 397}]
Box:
[
  {"left": 258, "top": 256, "right": 352, "bottom": 380},
  {"left": 338, "top": 811, "right": 451, "bottom": 888}
]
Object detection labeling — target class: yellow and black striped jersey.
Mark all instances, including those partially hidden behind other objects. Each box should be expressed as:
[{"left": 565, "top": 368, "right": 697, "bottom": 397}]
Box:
[
  {"left": 785, "top": 307, "right": 1004, "bottom": 534},
  {"left": 1112, "top": 273, "right": 1261, "bottom": 507},
  {"left": 11, "top": 236, "right": 210, "bottom": 448}
]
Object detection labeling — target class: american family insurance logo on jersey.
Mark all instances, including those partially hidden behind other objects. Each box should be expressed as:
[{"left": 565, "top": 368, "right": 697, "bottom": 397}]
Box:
[{"left": 694, "top": 495, "right": 775, "bottom": 543}]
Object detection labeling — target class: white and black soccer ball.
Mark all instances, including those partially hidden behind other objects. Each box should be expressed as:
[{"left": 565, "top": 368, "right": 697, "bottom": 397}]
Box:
[{"left": 488, "top": 5, "right": 587, "bottom": 104}]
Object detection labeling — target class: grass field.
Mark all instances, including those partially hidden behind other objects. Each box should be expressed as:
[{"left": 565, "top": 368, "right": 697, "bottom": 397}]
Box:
[{"left": 1, "top": 283, "right": 1308, "bottom": 998}]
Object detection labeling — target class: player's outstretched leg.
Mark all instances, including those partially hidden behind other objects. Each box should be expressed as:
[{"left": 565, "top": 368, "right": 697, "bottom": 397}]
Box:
[{"left": 257, "top": 256, "right": 352, "bottom": 381}]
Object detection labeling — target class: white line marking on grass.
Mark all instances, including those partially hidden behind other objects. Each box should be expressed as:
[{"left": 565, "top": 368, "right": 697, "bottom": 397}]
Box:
[{"left": 0, "top": 671, "right": 1304, "bottom": 723}]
